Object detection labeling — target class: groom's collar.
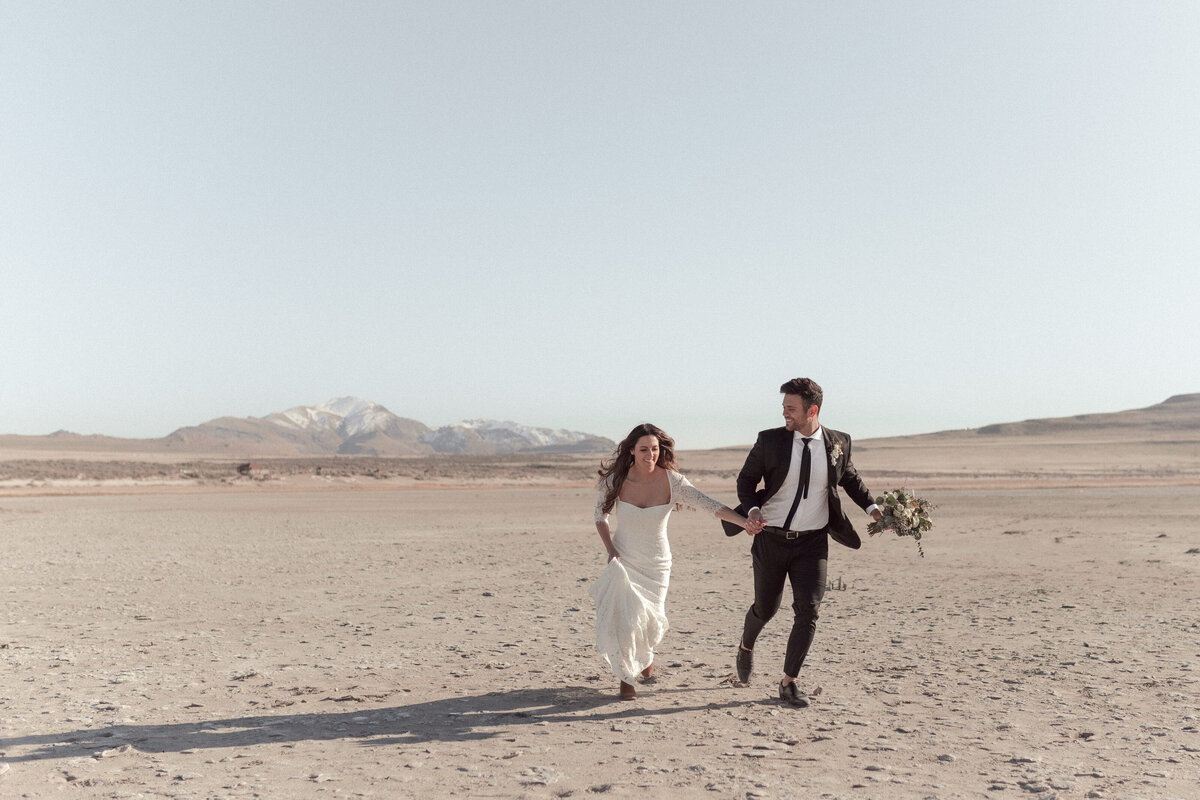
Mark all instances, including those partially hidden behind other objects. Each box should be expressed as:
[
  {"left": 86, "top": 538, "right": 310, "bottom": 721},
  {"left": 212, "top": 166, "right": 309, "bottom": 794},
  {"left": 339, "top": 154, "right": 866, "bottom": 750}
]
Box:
[{"left": 791, "top": 426, "right": 824, "bottom": 441}]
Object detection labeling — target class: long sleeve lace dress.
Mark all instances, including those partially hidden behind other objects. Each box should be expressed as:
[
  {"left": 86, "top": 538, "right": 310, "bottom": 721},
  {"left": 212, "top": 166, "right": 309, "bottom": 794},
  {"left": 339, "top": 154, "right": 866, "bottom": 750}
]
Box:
[{"left": 589, "top": 470, "right": 725, "bottom": 684}]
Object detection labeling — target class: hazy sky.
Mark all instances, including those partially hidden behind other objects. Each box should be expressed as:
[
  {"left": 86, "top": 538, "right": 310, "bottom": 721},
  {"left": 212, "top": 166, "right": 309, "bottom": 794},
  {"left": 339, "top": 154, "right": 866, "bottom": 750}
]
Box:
[{"left": 3, "top": 3, "right": 1198, "bottom": 449}]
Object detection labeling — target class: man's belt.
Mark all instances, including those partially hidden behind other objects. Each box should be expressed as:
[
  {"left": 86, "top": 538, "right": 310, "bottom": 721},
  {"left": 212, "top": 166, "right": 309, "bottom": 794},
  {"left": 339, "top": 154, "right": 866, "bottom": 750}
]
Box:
[{"left": 762, "top": 525, "right": 827, "bottom": 540}]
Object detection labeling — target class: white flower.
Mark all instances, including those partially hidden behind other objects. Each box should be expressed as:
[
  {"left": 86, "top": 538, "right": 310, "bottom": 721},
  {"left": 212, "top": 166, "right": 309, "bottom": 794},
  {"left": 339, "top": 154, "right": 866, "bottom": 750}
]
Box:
[{"left": 829, "top": 443, "right": 843, "bottom": 463}]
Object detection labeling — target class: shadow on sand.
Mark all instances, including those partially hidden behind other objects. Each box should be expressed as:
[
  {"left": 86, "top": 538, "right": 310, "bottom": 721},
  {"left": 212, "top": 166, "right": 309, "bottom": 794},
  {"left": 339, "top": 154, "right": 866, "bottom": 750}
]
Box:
[{"left": 2, "top": 685, "right": 759, "bottom": 762}]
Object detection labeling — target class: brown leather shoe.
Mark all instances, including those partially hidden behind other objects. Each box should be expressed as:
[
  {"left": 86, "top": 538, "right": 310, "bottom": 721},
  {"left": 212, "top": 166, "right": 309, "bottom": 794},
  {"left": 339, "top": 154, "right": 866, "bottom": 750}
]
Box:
[{"left": 619, "top": 681, "right": 637, "bottom": 700}]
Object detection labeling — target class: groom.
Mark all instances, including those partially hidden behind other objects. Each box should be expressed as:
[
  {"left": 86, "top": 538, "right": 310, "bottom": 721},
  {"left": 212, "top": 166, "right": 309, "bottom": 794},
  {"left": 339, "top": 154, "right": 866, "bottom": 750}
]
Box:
[{"left": 724, "top": 378, "right": 883, "bottom": 707}]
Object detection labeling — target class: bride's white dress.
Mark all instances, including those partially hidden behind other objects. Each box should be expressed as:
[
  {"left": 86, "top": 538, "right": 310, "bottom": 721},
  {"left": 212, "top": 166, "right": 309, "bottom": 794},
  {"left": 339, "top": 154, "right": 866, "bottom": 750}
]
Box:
[{"left": 589, "top": 470, "right": 725, "bottom": 684}]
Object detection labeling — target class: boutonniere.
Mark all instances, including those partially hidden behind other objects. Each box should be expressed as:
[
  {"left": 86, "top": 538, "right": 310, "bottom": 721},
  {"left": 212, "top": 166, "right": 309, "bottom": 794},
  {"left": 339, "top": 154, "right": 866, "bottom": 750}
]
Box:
[{"left": 829, "top": 443, "right": 843, "bottom": 464}]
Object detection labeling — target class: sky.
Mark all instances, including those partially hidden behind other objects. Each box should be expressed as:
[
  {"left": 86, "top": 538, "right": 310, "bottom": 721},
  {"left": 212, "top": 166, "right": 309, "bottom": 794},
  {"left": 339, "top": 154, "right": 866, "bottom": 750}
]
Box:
[{"left": 2, "top": 2, "right": 1198, "bottom": 450}]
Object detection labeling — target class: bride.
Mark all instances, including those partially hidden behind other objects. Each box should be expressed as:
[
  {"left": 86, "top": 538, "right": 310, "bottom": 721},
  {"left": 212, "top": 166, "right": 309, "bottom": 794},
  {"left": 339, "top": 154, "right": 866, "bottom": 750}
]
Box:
[{"left": 590, "top": 423, "right": 757, "bottom": 700}]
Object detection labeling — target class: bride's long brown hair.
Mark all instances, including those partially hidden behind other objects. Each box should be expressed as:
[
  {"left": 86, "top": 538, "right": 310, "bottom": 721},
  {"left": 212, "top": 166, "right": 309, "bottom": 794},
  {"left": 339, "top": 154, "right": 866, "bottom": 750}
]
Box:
[{"left": 597, "top": 423, "right": 678, "bottom": 515}]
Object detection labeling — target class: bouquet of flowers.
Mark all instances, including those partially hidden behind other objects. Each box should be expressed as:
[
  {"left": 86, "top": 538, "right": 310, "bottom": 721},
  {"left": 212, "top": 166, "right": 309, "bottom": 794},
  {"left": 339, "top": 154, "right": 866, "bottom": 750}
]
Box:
[{"left": 867, "top": 489, "right": 935, "bottom": 557}]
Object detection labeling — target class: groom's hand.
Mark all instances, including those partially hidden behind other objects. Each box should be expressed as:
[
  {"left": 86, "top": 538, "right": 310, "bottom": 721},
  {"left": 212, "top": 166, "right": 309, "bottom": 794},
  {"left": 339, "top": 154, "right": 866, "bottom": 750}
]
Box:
[
  {"left": 867, "top": 507, "right": 884, "bottom": 535},
  {"left": 746, "top": 508, "right": 765, "bottom": 535}
]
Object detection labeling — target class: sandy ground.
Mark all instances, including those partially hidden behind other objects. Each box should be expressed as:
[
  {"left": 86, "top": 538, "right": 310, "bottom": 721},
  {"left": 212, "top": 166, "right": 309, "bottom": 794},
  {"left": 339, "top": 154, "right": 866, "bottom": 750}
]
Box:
[{"left": 2, "top": 440, "right": 1199, "bottom": 799}]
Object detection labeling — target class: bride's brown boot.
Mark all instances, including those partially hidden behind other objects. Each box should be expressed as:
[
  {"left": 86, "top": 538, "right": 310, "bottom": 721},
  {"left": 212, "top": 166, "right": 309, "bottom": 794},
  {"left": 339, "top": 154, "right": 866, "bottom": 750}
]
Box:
[{"left": 619, "top": 681, "right": 637, "bottom": 700}]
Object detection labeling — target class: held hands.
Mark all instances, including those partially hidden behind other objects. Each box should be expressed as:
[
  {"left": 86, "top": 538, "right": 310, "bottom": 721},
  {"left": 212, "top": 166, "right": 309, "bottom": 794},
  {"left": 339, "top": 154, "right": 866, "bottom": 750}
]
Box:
[{"left": 744, "top": 508, "right": 765, "bottom": 536}]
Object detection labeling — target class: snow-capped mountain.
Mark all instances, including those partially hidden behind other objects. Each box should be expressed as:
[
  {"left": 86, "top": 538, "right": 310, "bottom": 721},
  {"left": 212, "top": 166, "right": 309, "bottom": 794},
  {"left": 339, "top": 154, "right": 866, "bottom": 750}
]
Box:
[
  {"left": 160, "top": 397, "right": 426, "bottom": 456},
  {"left": 421, "top": 419, "right": 615, "bottom": 455},
  {"left": 259, "top": 397, "right": 433, "bottom": 455},
  {"left": 160, "top": 398, "right": 613, "bottom": 456},
  {"left": 269, "top": 397, "right": 419, "bottom": 439}
]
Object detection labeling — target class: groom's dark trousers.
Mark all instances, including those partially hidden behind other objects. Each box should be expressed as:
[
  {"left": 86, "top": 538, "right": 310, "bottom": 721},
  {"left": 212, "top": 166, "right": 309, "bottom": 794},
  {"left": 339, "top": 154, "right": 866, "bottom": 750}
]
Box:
[{"left": 742, "top": 528, "right": 828, "bottom": 678}]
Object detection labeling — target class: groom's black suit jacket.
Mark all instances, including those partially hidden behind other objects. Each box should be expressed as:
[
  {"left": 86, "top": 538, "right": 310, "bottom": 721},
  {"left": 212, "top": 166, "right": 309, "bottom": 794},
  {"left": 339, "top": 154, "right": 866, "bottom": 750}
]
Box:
[{"left": 722, "top": 425, "right": 875, "bottom": 550}]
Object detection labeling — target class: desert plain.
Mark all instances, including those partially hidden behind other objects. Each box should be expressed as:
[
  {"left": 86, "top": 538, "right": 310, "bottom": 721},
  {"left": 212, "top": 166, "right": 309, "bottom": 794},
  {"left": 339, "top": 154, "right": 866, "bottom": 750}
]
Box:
[{"left": 2, "top": 414, "right": 1199, "bottom": 799}]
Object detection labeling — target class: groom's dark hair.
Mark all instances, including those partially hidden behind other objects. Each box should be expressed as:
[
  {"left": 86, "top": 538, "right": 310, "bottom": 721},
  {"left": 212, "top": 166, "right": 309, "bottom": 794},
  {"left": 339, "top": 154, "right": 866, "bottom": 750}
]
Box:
[{"left": 780, "top": 377, "right": 822, "bottom": 411}]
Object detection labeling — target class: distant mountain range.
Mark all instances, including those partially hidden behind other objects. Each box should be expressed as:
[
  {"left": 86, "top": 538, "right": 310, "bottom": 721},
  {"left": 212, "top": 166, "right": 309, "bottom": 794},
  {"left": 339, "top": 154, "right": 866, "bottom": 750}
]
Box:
[
  {"left": 5, "top": 397, "right": 616, "bottom": 457},
  {"left": 973, "top": 393, "right": 1200, "bottom": 436},
  {"left": 3, "top": 394, "right": 1196, "bottom": 459}
]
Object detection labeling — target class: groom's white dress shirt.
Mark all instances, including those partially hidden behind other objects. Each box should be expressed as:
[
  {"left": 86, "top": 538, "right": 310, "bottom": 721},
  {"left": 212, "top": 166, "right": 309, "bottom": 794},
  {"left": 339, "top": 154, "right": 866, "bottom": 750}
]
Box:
[{"left": 758, "top": 428, "right": 830, "bottom": 531}]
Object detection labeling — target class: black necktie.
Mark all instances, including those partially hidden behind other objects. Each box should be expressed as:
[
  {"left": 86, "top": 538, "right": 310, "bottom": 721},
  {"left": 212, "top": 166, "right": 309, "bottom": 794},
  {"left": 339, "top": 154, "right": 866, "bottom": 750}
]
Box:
[{"left": 781, "top": 437, "right": 813, "bottom": 532}]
